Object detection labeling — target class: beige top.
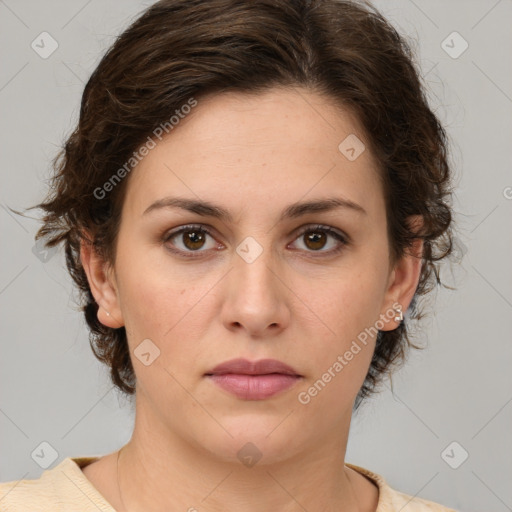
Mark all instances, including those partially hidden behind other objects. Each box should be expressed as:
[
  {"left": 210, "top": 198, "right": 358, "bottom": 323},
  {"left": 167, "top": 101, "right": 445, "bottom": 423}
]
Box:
[{"left": 0, "top": 456, "right": 458, "bottom": 511}]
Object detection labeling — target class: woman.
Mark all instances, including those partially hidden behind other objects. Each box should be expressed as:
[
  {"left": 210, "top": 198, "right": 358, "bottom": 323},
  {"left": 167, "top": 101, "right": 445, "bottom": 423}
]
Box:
[{"left": 0, "top": 0, "right": 457, "bottom": 510}]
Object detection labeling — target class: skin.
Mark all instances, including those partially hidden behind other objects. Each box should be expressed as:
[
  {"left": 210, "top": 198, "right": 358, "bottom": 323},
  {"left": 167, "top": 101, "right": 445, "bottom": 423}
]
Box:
[{"left": 80, "top": 87, "right": 423, "bottom": 512}]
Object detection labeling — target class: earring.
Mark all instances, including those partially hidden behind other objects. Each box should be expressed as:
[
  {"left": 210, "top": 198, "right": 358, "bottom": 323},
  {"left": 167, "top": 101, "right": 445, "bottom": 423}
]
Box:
[{"left": 394, "top": 304, "right": 403, "bottom": 322}]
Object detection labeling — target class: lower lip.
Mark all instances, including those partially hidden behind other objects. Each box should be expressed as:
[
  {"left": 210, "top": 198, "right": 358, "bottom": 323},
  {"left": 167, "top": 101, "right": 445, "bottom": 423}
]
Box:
[{"left": 206, "top": 374, "right": 302, "bottom": 400}]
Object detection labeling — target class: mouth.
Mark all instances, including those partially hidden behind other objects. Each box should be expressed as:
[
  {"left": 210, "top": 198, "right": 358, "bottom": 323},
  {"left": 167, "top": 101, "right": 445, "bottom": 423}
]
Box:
[{"left": 204, "top": 358, "right": 303, "bottom": 400}]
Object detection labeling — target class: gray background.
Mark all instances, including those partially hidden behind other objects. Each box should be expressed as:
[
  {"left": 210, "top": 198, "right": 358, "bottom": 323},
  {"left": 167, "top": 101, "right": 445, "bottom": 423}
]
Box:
[{"left": 1, "top": 1, "right": 511, "bottom": 511}]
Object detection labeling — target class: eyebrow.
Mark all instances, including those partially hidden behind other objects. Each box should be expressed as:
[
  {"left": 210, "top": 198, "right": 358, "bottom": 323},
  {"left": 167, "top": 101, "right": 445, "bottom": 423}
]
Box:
[{"left": 142, "top": 196, "right": 367, "bottom": 221}]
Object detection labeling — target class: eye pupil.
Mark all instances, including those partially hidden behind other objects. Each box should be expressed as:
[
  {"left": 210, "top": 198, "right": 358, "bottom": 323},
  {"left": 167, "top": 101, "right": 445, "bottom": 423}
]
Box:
[
  {"left": 184, "top": 230, "right": 205, "bottom": 250},
  {"left": 305, "top": 231, "right": 327, "bottom": 250}
]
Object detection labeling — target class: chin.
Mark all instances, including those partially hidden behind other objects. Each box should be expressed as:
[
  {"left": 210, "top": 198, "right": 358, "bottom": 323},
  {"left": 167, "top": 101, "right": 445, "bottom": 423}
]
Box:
[{"left": 194, "top": 417, "right": 306, "bottom": 467}]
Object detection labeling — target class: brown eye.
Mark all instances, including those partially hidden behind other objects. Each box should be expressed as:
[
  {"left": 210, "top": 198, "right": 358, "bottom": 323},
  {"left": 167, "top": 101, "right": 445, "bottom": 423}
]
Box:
[
  {"left": 181, "top": 229, "right": 207, "bottom": 250},
  {"left": 291, "top": 225, "right": 348, "bottom": 256},
  {"left": 303, "top": 230, "right": 328, "bottom": 251},
  {"left": 164, "top": 225, "right": 219, "bottom": 257}
]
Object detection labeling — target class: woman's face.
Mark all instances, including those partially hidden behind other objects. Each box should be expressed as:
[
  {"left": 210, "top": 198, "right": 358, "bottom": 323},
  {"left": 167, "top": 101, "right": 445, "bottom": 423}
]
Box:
[{"left": 86, "top": 87, "right": 420, "bottom": 464}]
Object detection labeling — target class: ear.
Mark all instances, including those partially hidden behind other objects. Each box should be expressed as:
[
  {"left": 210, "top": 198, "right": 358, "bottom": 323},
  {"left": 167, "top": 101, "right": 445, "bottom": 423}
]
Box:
[
  {"left": 80, "top": 231, "right": 124, "bottom": 329},
  {"left": 379, "top": 215, "right": 424, "bottom": 331}
]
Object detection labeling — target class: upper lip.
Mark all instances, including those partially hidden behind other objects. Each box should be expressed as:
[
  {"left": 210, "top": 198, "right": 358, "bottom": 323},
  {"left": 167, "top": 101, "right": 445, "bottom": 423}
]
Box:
[{"left": 205, "top": 358, "right": 301, "bottom": 377}]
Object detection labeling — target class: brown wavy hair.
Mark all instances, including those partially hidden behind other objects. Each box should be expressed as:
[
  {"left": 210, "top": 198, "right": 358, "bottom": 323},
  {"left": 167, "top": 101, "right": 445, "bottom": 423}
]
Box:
[{"left": 26, "top": 0, "right": 454, "bottom": 409}]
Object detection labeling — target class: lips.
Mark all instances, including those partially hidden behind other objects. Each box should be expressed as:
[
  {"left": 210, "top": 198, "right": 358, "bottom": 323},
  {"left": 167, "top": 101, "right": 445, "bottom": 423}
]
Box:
[
  {"left": 204, "top": 358, "right": 303, "bottom": 400},
  {"left": 205, "top": 358, "right": 301, "bottom": 377}
]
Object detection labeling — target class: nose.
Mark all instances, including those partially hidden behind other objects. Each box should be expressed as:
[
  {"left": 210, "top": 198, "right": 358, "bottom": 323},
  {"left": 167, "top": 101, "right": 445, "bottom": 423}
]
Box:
[{"left": 220, "top": 241, "right": 290, "bottom": 337}]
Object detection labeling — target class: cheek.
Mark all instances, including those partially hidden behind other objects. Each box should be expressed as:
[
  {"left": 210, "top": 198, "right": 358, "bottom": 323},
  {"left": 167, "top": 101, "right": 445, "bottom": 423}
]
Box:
[
  {"left": 299, "top": 263, "right": 385, "bottom": 342},
  {"left": 115, "top": 248, "right": 216, "bottom": 370},
  {"left": 115, "top": 238, "right": 194, "bottom": 329},
  {"left": 294, "top": 278, "right": 378, "bottom": 414},
  {"left": 119, "top": 272, "right": 176, "bottom": 339},
  {"left": 290, "top": 259, "right": 385, "bottom": 397}
]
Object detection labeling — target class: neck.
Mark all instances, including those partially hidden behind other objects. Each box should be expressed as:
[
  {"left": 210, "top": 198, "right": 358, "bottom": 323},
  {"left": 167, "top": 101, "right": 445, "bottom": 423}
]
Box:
[{"left": 115, "top": 398, "right": 362, "bottom": 512}]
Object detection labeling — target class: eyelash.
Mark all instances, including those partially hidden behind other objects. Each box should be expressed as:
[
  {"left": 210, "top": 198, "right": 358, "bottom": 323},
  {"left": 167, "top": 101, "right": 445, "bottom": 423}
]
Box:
[{"left": 162, "top": 224, "right": 348, "bottom": 259}]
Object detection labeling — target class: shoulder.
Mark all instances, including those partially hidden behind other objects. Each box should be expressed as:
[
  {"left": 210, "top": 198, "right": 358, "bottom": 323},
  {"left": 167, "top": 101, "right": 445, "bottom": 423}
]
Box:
[
  {"left": 0, "top": 456, "right": 113, "bottom": 512},
  {"left": 0, "top": 462, "right": 62, "bottom": 511},
  {"left": 346, "top": 463, "right": 459, "bottom": 512}
]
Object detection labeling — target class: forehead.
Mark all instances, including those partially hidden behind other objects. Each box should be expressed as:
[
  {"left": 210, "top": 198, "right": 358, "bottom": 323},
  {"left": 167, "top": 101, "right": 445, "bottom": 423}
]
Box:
[{"left": 122, "top": 87, "right": 384, "bottom": 222}]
